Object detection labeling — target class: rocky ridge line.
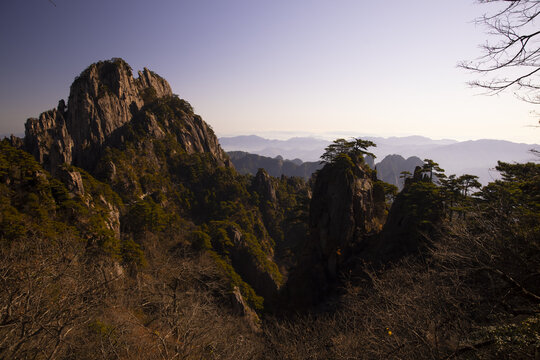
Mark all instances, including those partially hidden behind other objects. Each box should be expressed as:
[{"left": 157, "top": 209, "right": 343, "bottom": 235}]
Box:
[{"left": 24, "top": 58, "right": 229, "bottom": 174}]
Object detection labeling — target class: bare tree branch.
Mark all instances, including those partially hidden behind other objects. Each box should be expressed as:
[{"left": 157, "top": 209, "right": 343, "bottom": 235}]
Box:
[{"left": 461, "top": 0, "right": 540, "bottom": 103}]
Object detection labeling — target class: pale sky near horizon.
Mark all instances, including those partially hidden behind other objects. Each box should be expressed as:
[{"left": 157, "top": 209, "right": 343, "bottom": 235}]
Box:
[{"left": 0, "top": 0, "right": 538, "bottom": 144}]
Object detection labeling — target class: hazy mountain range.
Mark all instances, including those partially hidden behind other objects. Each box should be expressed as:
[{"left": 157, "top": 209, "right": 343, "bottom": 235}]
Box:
[
  {"left": 220, "top": 135, "right": 330, "bottom": 162},
  {"left": 228, "top": 151, "right": 322, "bottom": 180},
  {"left": 3, "top": 58, "right": 538, "bottom": 359},
  {"left": 4, "top": 132, "right": 537, "bottom": 186},
  {"left": 228, "top": 150, "right": 422, "bottom": 190},
  {"left": 220, "top": 135, "right": 538, "bottom": 185}
]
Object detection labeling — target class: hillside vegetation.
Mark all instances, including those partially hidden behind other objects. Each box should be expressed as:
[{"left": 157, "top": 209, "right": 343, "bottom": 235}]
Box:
[{"left": 1, "top": 59, "right": 538, "bottom": 359}]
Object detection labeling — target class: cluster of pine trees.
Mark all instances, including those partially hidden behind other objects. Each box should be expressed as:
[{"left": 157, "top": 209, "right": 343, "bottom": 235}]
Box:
[{"left": 0, "top": 70, "right": 538, "bottom": 358}]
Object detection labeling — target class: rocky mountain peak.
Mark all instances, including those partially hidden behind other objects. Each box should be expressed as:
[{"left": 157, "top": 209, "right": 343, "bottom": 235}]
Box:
[
  {"left": 70, "top": 59, "right": 171, "bottom": 102},
  {"left": 65, "top": 60, "right": 171, "bottom": 162},
  {"left": 24, "top": 59, "right": 229, "bottom": 174}
]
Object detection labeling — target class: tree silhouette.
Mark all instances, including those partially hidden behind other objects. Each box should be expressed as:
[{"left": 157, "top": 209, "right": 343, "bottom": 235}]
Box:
[
  {"left": 461, "top": 0, "right": 540, "bottom": 104},
  {"left": 422, "top": 159, "right": 445, "bottom": 183},
  {"left": 457, "top": 174, "right": 482, "bottom": 197},
  {"left": 320, "top": 138, "right": 376, "bottom": 163}
]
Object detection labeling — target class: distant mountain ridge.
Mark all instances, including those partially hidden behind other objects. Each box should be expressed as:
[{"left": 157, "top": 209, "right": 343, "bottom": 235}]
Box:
[
  {"left": 228, "top": 151, "right": 322, "bottom": 180},
  {"left": 0, "top": 133, "right": 24, "bottom": 139},
  {"left": 375, "top": 155, "right": 424, "bottom": 190},
  {"left": 228, "top": 150, "right": 423, "bottom": 189},
  {"left": 220, "top": 135, "right": 330, "bottom": 162},
  {"left": 220, "top": 135, "right": 538, "bottom": 184}
]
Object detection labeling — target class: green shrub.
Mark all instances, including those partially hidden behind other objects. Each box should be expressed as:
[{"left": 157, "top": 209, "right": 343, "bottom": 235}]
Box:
[
  {"left": 125, "top": 199, "right": 167, "bottom": 233},
  {"left": 190, "top": 230, "right": 212, "bottom": 251},
  {"left": 140, "top": 87, "right": 157, "bottom": 104},
  {"left": 121, "top": 237, "right": 147, "bottom": 266},
  {"left": 208, "top": 250, "right": 264, "bottom": 311}
]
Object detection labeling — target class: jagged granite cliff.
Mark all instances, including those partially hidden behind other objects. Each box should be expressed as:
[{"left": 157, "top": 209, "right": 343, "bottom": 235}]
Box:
[
  {"left": 286, "top": 155, "right": 387, "bottom": 306},
  {"left": 19, "top": 58, "right": 284, "bottom": 314},
  {"left": 24, "top": 58, "right": 229, "bottom": 175},
  {"left": 15, "top": 58, "right": 425, "bottom": 314}
]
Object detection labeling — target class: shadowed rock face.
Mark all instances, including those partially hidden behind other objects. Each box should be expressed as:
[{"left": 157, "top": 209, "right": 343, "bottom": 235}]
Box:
[
  {"left": 375, "top": 169, "right": 444, "bottom": 263},
  {"left": 24, "top": 105, "right": 73, "bottom": 175},
  {"left": 287, "top": 157, "right": 386, "bottom": 306},
  {"left": 308, "top": 159, "right": 384, "bottom": 277},
  {"left": 252, "top": 168, "right": 277, "bottom": 205},
  {"left": 24, "top": 58, "right": 229, "bottom": 174},
  {"left": 227, "top": 225, "right": 281, "bottom": 302}
]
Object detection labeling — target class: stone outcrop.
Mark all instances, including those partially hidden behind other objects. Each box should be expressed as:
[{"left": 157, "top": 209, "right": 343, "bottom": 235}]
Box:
[
  {"left": 95, "top": 193, "right": 121, "bottom": 238},
  {"left": 230, "top": 286, "right": 261, "bottom": 332},
  {"left": 375, "top": 167, "right": 444, "bottom": 262},
  {"left": 24, "top": 58, "right": 230, "bottom": 174},
  {"left": 57, "top": 165, "right": 85, "bottom": 198},
  {"left": 252, "top": 169, "right": 277, "bottom": 205},
  {"left": 287, "top": 156, "right": 386, "bottom": 306},
  {"left": 25, "top": 105, "right": 74, "bottom": 175},
  {"left": 225, "top": 224, "right": 282, "bottom": 303},
  {"left": 174, "top": 112, "right": 230, "bottom": 166},
  {"left": 66, "top": 60, "right": 171, "bottom": 158}
]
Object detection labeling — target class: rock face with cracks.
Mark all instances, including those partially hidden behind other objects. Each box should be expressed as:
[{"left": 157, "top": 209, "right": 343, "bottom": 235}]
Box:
[
  {"left": 21, "top": 58, "right": 282, "bottom": 321},
  {"left": 287, "top": 156, "right": 386, "bottom": 306},
  {"left": 24, "top": 58, "right": 230, "bottom": 175},
  {"left": 252, "top": 168, "right": 277, "bottom": 205}
]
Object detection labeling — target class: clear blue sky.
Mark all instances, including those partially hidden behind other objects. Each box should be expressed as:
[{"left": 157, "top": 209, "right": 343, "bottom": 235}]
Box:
[{"left": 0, "top": 0, "right": 537, "bottom": 144}]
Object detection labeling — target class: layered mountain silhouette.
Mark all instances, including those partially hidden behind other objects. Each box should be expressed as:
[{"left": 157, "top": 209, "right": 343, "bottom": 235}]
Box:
[
  {"left": 228, "top": 150, "right": 422, "bottom": 189},
  {"left": 228, "top": 151, "right": 322, "bottom": 180},
  {"left": 220, "top": 135, "right": 538, "bottom": 184},
  {"left": 3, "top": 59, "right": 395, "bottom": 317},
  {"left": 220, "top": 135, "right": 330, "bottom": 162},
  {"left": 2, "top": 58, "right": 538, "bottom": 359}
]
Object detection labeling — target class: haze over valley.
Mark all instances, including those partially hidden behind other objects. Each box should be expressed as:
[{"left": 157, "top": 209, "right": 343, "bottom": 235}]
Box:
[
  {"left": 1, "top": 0, "right": 539, "bottom": 359},
  {"left": 220, "top": 134, "right": 538, "bottom": 185}
]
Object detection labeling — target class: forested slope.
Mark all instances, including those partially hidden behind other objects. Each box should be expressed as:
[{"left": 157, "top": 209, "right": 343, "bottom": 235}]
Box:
[{"left": 1, "top": 59, "right": 538, "bottom": 359}]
